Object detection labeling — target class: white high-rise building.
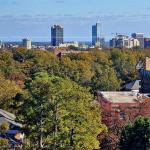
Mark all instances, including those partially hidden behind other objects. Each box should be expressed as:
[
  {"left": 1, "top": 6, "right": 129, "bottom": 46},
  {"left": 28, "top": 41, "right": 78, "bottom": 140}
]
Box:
[
  {"left": 129, "top": 38, "right": 140, "bottom": 48},
  {"left": 132, "top": 33, "right": 144, "bottom": 48},
  {"left": 22, "top": 39, "right": 32, "bottom": 50}
]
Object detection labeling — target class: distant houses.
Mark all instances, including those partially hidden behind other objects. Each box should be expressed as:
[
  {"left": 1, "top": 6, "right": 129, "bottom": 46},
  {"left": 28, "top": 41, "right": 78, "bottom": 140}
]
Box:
[
  {"left": 98, "top": 57, "right": 150, "bottom": 128},
  {"left": 0, "top": 109, "right": 24, "bottom": 148}
]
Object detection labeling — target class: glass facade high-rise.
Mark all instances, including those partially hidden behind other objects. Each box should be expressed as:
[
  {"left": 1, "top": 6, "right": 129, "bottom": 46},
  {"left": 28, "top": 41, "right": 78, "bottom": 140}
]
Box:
[
  {"left": 92, "top": 22, "right": 101, "bottom": 46},
  {"left": 51, "top": 25, "right": 64, "bottom": 46}
]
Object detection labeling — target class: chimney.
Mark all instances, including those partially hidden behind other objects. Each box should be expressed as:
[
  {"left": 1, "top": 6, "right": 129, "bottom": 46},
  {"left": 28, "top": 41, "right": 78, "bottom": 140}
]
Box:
[{"left": 144, "top": 57, "right": 150, "bottom": 71}]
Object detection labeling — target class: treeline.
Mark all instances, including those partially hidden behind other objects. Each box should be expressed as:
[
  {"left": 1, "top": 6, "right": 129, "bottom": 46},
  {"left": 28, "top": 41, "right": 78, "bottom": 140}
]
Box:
[
  {"left": 0, "top": 47, "right": 149, "bottom": 149},
  {"left": 0, "top": 48, "right": 148, "bottom": 93}
]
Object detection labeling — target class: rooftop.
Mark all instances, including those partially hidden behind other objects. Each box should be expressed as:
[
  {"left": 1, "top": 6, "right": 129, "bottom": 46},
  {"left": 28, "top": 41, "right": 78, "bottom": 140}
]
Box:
[
  {"left": 98, "top": 91, "right": 147, "bottom": 103},
  {"left": 0, "top": 109, "right": 15, "bottom": 120},
  {"left": 51, "top": 25, "right": 63, "bottom": 28},
  {"left": 123, "top": 80, "right": 141, "bottom": 91},
  {"left": 0, "top": 109, "right": 22, "bottom": 127}
]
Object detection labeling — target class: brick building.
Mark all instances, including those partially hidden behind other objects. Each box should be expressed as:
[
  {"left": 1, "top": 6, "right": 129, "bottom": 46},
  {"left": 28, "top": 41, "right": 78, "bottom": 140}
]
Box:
[{"left": 97, "top": 91, "right": 150, "bottom": 127}]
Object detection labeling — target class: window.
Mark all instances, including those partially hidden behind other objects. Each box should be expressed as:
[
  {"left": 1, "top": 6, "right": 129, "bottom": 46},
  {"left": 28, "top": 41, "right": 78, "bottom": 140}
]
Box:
[{"left": 120, "top": 112, "right": 126, "bottom": 120}]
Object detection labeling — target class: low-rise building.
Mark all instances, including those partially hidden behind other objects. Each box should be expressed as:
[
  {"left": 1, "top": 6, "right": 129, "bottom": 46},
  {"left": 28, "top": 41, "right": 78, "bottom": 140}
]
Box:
[
  {"left": 56, "top": 50, "right": 89, "bottom": 58},
  {"left": 59, "top": 42, "right": 79, "bottom": 48},
  {"left": 129, "top": 38, "right": 140, "bottom": 48},
  {"left": 132, "top": 33, "right": 144, "bottom": 48},
  {"left": 144, "top": 37, "right": 150, "bottom": 48},
  {"left": 79, "top": 43, "right": 89, "bottom": 49},
  {"left": 97, "top": 91, "right": 149, "bottom": 127},
  {"left": 122, "top": 80, "right": 141, "bottom": 91},
  {"left": 0, "top": 109, "right": 24, "bottom": 148}
]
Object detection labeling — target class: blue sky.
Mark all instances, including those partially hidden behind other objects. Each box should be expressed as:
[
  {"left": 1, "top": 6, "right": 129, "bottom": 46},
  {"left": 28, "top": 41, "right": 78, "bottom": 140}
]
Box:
[{"left": 0, "top": 0, "right": 150, "bottom": 41}]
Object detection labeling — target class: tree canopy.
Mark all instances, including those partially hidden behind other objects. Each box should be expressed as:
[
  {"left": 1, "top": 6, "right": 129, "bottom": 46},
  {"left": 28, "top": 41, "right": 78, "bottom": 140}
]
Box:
[
  {"left": 0, "top": 48, "right": 149, "bottom": 149},
  {"left": 120, "top": 117, "right": 150, "bottom": 150},
  {"left": 17, "top": 72, "right": 105, "bottom": 149}
]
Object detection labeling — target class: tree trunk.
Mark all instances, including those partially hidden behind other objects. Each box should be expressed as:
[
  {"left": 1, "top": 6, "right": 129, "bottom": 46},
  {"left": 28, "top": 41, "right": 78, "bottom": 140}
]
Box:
[
  {"left": 39, "top": 109, "right": 43, "bottom": 149},
  {"left": 53, "top": 102, "right": 58, "bottom": 149},
  {"left": 70, "top": 129, "right": 74, "bottom": 146},
  {"left": 39, "top": 129, "right": 43, "bottom": 149}
]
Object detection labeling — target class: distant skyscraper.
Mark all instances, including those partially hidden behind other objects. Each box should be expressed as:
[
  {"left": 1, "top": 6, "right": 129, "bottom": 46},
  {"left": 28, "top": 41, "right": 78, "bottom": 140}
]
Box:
[
  {"left": 51, "top": 25, "right": 64, "bottom": 46},
  {"left": 22, "top": 39, "right": 32, "bottom": 49},
  {"left": 132, "top": 33, "right": 144, "bottom": 48},
  {"left": 92, "top": 22, "right": 101, "bottom": 47}
]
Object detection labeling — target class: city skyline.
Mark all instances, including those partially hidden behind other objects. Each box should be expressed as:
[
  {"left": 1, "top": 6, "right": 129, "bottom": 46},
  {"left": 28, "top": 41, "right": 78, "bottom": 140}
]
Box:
[{"left": 1, "top": 0, "right": 150, "bottom": 41}]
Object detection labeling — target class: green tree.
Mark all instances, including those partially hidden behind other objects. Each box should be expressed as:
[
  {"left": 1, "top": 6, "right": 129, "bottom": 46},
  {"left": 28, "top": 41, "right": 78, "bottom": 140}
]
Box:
[
  {"left": 110, "top": 49, "right": 137, "bottom": 83},
  {"left": 0, "top": 138, "right": 9, "bottom": 150},
  {"left": 12, "top": 47, "right": 34, "bottom": 63},
  {"left": 120, "top": 117, "right": 150, "bottom": 150},
  {"left": 91, "top": 65, "right": 120, "bottom": 93},
  {"left": 0, "top": 74, "right": 21, "bottom": 109},
  {"left": 17, "top": 72, "right": 105, "bottom": 149},
  {"left": 0, "top": 122, "right": 10, "bottom": 150},
  {"left": 0, "top": 122, "right": 9, "bottom": 133},
  {"left": 57, "top": 57, "right": 93, "bottom": 86}
]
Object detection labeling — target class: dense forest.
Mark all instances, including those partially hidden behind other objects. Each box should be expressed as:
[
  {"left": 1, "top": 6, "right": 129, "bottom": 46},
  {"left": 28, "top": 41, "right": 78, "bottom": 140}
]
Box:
[{"left": 0, "top": 47, "right": 150, "bottom": 149}]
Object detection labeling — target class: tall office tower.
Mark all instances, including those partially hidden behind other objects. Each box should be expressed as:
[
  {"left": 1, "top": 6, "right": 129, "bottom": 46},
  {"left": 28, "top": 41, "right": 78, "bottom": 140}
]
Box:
[
  {"left": 92, "top": 22, "right": 101, "bottom": 47},
  {"left": 22, "top": 39, "right": 32, "bottom": 49},
  {"left": 132, "top": 33, "right": 144, "bottom": 48},
  {"left": 51, "top": 25, "right": 64, "bottom": 46}
]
